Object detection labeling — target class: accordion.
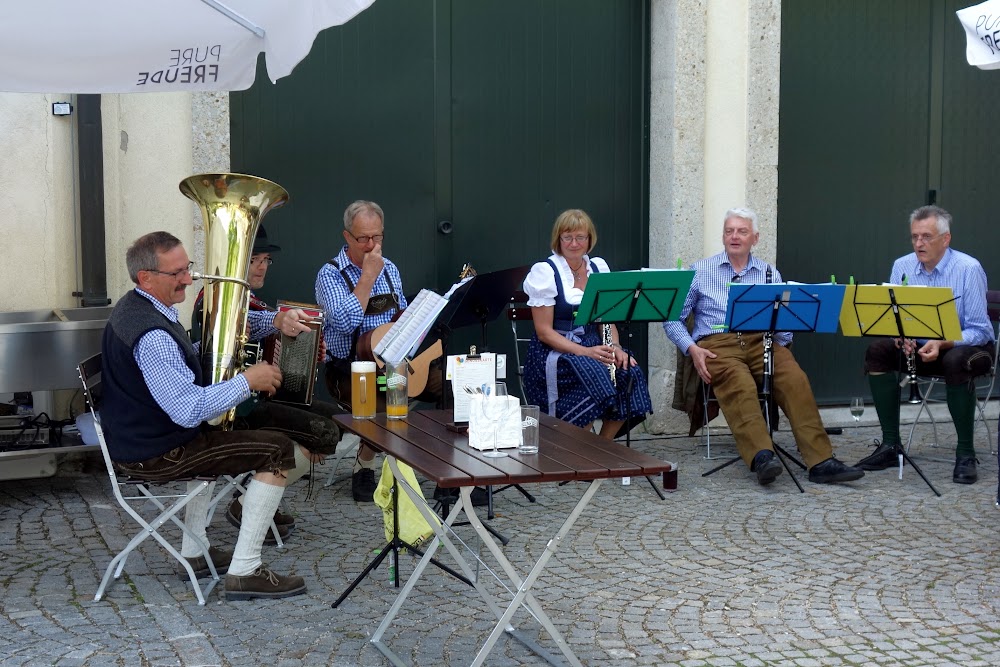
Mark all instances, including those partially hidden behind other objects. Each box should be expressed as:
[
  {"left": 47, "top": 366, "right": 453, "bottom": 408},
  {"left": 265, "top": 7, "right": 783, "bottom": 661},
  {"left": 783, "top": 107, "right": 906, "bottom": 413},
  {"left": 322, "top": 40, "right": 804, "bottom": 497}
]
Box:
[{"left": 259, "top": 301, "right": 323, "bottom": 406}]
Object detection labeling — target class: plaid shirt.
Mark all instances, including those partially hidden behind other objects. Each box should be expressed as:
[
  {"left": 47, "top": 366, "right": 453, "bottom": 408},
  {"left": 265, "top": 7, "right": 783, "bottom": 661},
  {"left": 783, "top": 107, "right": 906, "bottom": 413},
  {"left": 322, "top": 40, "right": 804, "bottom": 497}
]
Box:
[
  {"left": 132, "top": 289, "right": 277, "bottom": 428},
  {"left": 663, "top": 252, "right": 791, "bottom": 354},
  {"left": 315, "top": 246, "right": 407, "bottom": 360},
  {"left": 889, "top": 248, "right": 993, "bottom": 347}
]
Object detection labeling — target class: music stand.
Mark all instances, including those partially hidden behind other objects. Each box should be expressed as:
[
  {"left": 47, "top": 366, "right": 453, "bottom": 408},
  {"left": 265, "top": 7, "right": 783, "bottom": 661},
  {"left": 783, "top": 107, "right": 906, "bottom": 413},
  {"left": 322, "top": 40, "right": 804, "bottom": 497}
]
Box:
[
  {"left": 702, "top": 283, "right": 846, "bottom": 492},
  {"left": 575, "top": 269, "right": 695, "bottom": 500},
  {"left": 839, "top": 284, "right": 963, "bottom": 497},
  {"left": 433, "top": 265, "right": 533, "bottom": 529}
]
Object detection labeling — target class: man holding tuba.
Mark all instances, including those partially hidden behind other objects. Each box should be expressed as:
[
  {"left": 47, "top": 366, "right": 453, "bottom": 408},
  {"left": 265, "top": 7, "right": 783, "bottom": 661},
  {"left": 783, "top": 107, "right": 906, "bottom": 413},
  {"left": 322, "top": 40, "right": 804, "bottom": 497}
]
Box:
[
  {"left": 101, "top": 231, "right": 316, "bottom": 601},
  {"left": 192, "top": 225, "right": 344, "bottom": 543},
  {"left": 858, "top": 205, "right": 994, "bottom": 484}
]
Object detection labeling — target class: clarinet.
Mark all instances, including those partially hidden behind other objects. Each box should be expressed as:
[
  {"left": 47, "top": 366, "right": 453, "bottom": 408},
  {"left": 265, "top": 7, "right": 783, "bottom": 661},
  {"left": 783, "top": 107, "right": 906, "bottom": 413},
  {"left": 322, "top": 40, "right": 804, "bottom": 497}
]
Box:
[
  {"left": 896, "top": 273, "right": 921, "bottom": 401},
  {"left": 602, "top": 323, "right": 617, "bottom": 387},
  {"left": 761, "top": 266, "right": 774, "bottom": 395}
]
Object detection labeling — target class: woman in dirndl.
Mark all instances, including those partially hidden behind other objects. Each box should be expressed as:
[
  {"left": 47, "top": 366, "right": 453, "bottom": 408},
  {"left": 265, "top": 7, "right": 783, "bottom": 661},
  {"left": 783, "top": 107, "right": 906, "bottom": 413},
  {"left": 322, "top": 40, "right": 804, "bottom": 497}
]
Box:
[{"left": 522, "top": 209, "right": 652, "bottom": 439}]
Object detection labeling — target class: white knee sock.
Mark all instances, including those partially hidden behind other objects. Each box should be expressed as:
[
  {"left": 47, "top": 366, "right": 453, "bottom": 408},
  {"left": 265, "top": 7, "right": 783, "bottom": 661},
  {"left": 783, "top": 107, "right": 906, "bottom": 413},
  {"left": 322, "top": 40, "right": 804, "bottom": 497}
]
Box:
[
  {"left": 353, "top": 452, "right": 379, "bottom": 473},
  {"left": 284, "top": 445, "right": 311, "bottom": 487},
  {"left": 228, "top": 479, "right": 284, "bottom": 576},
  {"left": 181, "top": 481, "right": 212, "bottom": 558},
  {"left": 237, "top": 446, "right": 310, "bottom": 507}
]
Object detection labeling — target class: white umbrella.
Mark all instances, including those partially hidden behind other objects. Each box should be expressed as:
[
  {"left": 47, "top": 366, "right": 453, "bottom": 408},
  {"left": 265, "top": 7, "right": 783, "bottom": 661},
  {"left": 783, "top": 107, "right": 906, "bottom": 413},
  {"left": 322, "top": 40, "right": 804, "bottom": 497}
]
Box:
[
  {"left": 0, "top": 0, "right": 375, "bottom": 93},
  {"left": 957, "top": 0, "right": 1000, "bottom": 70}
]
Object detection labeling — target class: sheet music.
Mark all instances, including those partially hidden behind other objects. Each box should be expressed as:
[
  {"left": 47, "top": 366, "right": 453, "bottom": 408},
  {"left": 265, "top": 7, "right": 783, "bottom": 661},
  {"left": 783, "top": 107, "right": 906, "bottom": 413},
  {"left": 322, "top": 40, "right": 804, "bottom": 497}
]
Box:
[
  {"left": 374, "top": 289, "right": 448, "bottom": 366},
  {"left": 448, "top": 353, "right": 497, "bottom": 422}
]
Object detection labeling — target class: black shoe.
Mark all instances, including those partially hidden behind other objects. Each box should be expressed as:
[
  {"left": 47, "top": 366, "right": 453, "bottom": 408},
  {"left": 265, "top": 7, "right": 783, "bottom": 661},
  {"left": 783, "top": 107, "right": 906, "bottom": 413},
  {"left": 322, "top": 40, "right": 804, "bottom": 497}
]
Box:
[
  {"left": 178, "top": 546, "right": 232, "bottom": 579},
  {"left": 953, "top": 457, "right": 978, "bottom": 484},
  {"left": 855, "top": 439, "right": 898, "bottom": 471},
  {"left": 752, "top": 450, "right": 782, "bottom": 486},
  {"left": 352, "top": 468, "right": 378, "bottom": 502},
  {"left": 433, "top": 485, "right": 490, "bottom": 507},
  {"left": 808, "top": 457, "right": 865, "bottom": 484},
  {"left": 225, "top": 566, "right": 307, "bottom": 601},
  {"left": 225, "top": 499, "right": 292, "bottom": 545}
]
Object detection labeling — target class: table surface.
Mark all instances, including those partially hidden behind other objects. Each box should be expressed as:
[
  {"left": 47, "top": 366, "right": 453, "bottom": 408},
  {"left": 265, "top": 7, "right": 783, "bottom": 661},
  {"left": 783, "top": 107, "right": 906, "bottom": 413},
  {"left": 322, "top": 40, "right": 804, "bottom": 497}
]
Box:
[{"left": 334, "top": 409, "right": 673, "bottom": 488}]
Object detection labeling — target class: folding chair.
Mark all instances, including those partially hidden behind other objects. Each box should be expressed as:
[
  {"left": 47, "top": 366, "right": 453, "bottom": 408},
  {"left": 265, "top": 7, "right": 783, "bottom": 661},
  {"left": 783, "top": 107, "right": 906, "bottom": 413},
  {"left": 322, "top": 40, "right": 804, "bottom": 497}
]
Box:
[
  {"left": 323, "top": 432, "right": 361, "bottom": 488},
  {"left": 79, "top": 353, "right": 248, "bottom": 605},
  {"left": 904, "top": 289, "right": 1000, "bottom": 457}
]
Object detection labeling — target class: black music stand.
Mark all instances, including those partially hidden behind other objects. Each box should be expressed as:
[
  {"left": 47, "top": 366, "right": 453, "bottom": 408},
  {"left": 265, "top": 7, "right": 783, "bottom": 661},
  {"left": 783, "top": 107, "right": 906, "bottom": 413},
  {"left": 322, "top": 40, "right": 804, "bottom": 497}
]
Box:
[
  {"left": 332, "top": 469, "right": 471, "bottom": 608},
  {"left": 575, "top": 269, "right": 695, "bottom": 500},
  {"left": 840, "top": 284, "right": 963, "bottom": 497},
  {"left": 432, "top": 265, "right": 533, "bottom": 530},
  {"left": 701, "top": 283, "right": 846, "bottom": 492}
]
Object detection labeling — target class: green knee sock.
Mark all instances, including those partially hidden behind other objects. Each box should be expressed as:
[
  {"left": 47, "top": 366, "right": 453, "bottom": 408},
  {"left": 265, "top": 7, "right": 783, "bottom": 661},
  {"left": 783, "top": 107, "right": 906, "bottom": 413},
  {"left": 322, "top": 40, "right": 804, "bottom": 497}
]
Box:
[
  {"left": 946, "top": 384, "right": 977, "bottom": 458},
  {"left": 868, "top": 372, "right": 901, "bottom": 445}
]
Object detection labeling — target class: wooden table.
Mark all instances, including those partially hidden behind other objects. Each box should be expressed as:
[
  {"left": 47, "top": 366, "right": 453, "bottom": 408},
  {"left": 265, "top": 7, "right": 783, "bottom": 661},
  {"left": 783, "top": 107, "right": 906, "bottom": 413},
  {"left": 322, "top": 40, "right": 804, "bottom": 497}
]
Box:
[{"left": 334, "top": 410, "right": 674, "bottom": 667}]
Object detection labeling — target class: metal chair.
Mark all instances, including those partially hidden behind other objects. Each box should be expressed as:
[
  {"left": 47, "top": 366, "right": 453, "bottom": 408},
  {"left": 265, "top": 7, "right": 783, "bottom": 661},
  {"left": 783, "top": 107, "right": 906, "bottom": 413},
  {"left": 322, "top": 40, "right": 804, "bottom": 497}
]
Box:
[
  {"left": 506, "top": 290, "right": 533, "bottom": 399},
  {"left": 904, "top": 290, "right": 1000, "bottom": 457},
  {"left": 78, "top": 353, "right": 272, "bottom": 605}
]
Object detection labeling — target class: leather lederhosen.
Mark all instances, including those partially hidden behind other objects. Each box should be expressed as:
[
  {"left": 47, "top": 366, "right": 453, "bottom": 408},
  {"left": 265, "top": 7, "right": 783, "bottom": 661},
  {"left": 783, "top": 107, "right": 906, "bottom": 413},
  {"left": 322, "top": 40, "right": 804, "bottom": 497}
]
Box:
[{"left": 325, "top": 259, "right": 401, "bottom": 378}]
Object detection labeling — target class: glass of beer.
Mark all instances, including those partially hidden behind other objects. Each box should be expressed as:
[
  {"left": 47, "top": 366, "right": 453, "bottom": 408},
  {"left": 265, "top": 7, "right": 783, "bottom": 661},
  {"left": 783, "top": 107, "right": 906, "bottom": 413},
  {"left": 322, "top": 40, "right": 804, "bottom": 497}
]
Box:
[
  {"left": 351, "top": 361, "right": 377, "bottom": 419},
  {"left": 385, "top": 361, "right": 409, "bottom": 420}
]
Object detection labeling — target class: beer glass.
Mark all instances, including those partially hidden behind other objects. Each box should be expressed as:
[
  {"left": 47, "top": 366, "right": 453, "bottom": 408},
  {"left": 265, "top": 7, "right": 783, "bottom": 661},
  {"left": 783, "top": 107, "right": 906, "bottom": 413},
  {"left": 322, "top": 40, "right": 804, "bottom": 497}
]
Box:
[
  {"left": 385, "top": 360, "right": 409, "bottom": 420},
  {"left": 351, "top": 361, "right": 377, "bottom": 419}
]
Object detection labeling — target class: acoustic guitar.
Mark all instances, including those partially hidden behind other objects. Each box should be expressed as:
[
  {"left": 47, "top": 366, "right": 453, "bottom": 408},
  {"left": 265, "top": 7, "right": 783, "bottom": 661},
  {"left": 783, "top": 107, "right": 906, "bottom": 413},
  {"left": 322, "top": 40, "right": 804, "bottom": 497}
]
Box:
[{"left": 357, "top": 322, "right": 443, "bottom": 398}]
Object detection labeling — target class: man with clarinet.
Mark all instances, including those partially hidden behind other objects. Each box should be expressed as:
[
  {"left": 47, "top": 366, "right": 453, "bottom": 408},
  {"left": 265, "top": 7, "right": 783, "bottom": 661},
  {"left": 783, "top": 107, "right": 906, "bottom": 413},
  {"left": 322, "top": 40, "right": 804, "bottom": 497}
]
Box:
[
  {"left": 664, "top": 207, "right": 865, "bottom": 487},
  {"left": 857, "top": 205, "right": 994, "bottom": 484}
]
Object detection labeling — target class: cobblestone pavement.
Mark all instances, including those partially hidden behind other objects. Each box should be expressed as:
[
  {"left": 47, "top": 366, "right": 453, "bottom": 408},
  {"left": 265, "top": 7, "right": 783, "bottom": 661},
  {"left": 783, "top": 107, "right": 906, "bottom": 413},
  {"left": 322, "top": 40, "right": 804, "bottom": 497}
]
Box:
[{"left": 2, "top": 414, "right": 999, "bottom": 667}]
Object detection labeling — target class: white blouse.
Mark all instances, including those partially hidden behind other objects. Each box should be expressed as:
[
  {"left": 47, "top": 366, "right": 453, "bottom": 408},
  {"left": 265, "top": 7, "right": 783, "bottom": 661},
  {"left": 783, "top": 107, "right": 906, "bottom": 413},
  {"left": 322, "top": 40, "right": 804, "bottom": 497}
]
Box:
[{"left": 522, "top": 254, "right": 611, "bottom": 308}]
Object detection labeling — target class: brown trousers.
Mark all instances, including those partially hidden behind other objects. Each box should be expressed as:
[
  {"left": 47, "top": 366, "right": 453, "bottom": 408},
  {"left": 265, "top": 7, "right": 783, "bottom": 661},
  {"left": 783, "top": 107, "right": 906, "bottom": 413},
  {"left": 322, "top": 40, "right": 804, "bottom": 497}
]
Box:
[{"left": 701, "top": 333, "right": 832, "bottom": 469}]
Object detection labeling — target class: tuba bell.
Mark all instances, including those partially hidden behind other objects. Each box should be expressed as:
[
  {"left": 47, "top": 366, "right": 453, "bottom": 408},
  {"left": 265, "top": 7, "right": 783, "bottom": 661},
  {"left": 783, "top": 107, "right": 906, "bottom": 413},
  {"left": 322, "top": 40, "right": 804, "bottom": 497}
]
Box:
[{"left": 180, "top": 173, "right": 289, "bottom": 429}]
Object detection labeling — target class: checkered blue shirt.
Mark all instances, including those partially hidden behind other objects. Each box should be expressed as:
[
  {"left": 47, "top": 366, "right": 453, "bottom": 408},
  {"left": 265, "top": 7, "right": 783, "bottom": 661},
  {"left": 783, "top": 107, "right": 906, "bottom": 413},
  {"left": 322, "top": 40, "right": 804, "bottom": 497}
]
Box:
[
  {"left": 132, "top": 289, "right": 278, "bottom": 428},
  {"left": 315, "top": 246, "right": 407, "bottom": 360},
  {"left": 663, "top": 252, "right": 791, "bottom": 354},
  {"left": 889, "top": 248, "right": 993, "bottom": 347}
]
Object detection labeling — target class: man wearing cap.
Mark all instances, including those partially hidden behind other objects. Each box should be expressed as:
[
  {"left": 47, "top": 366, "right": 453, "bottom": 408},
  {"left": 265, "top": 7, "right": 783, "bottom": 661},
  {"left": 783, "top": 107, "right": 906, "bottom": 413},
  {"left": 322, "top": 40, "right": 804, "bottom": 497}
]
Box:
[{"left": 192, "top": 225, "right": 344, "bottom": 541}]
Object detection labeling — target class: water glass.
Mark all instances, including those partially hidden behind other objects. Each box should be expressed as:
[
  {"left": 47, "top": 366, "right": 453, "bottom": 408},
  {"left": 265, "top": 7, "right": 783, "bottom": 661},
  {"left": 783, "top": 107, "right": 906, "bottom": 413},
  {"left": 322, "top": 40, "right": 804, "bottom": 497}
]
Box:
[{"left": 518, "top": 405, "right": 540, "bottom": 455}]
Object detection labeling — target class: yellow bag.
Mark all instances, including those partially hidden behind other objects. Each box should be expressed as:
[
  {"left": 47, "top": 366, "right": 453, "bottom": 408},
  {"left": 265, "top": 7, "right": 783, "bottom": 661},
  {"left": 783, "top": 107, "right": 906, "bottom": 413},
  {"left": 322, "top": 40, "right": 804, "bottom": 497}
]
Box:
[{"left": 373, "top": 458, "right": 439, "bottom": 548}]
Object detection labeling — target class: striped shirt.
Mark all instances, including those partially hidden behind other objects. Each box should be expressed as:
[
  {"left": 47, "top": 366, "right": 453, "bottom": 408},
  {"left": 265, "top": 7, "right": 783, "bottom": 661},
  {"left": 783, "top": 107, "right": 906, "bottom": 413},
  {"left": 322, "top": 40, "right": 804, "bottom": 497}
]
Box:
[
  {"left": 132, "top": 289, "right": 278, "bottom": 428},
  {"left": 889, "top": 248, "right": 993, "bottom": 347},
  {"left": 663, "top": 251, "right": 791, "bottom": 354},
  {"left": 315, "top": 246, "right": 407, "bottom": 360}
]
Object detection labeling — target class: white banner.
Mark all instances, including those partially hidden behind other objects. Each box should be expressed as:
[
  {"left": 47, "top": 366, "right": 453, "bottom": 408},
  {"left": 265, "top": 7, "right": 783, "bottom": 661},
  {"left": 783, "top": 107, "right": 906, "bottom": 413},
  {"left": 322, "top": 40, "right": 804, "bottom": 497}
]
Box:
[{"left": 957, "top": 0, "right": 1000, "bottom": 70}]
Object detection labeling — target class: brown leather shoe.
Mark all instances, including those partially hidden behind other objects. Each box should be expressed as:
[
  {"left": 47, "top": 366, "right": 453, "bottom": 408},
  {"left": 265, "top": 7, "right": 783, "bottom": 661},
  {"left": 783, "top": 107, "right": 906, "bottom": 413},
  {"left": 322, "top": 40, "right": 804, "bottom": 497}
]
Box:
[
  {"left": 225, "top": 566, "right": 307, "bottom": 601},
  {"left": 226, "top": 498, "right": 294, "bottom": 543},
  {"left": 177, "top": 546, "right": 232, "bottom": 579}
]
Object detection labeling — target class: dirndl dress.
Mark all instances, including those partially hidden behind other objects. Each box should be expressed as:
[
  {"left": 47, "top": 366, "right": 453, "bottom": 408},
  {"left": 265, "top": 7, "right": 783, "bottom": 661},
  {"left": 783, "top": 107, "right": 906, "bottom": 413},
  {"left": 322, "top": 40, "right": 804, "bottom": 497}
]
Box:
[{"left": 522, "top": 257, "right": 652, "bottom": 428}]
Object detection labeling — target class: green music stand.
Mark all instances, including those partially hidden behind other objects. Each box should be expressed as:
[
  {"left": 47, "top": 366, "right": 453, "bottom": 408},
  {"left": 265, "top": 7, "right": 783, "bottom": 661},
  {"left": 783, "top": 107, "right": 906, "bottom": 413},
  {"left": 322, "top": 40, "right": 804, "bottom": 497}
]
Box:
[{"left": 575, "top": 269, "right": 694, "bottom": 499}]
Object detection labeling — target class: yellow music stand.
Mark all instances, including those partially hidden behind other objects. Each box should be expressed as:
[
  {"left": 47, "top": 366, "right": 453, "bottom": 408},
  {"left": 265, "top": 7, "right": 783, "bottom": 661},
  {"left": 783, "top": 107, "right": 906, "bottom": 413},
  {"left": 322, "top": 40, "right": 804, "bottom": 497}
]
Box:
[{"left": 839, "top": 284, "right": 962, "bottom": 340}]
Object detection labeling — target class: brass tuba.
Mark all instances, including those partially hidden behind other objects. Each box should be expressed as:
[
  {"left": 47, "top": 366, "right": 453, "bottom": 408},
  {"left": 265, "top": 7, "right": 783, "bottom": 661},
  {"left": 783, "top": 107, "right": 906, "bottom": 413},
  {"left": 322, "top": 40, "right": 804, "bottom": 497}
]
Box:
[{"left": 180, "top": 173, "right": 289, "bottom": 428}]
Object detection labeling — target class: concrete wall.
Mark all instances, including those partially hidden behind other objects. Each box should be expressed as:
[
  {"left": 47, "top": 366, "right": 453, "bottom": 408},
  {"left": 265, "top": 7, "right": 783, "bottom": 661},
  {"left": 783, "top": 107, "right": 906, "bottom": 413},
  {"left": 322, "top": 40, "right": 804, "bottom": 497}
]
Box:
[
  {"left": 646, "top": 0, "right": 781, "bottom": 434},
  {"left": 0, "top": 92, "right": 229, "bottom": 327}
]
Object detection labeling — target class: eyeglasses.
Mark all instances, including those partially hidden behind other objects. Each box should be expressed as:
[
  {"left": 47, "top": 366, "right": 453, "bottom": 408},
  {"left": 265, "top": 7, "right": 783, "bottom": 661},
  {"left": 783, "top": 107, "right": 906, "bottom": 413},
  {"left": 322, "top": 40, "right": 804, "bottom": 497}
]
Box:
[
  {"left": 910, "top": 233, "right": 945, "bottom": 245},
  {"left": 559, "top": 234, "right": 589, "bottom": 245},
  {"left": 347, "top": 230, "right": 384, "bottom": 245},
  {"left": 250, "top": 256, "right": 273, "bottom": 266},
  {"left": 147, "top": 262, "right": 194, "bottom": 279}
]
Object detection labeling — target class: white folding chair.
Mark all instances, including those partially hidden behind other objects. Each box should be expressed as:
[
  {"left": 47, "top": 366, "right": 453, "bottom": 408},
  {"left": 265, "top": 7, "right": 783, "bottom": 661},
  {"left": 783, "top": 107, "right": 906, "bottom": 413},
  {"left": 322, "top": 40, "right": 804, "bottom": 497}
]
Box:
[
  {"left": 79, "top": 353, "right": 238, "bottom": 605},
  {"left": 323, "top": 432, "right": 361, "bottom": 487},
  {"left": 904, "top": 290, "right": 1000, "bottom": 457}
]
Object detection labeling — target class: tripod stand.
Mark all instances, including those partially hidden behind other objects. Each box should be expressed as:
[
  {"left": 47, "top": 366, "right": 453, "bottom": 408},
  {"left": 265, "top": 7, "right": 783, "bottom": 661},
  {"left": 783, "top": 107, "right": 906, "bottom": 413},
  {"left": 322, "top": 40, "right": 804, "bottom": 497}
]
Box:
[
  {"left": 332, "top": 466, "right": 471, "bottom": 608},
  {"left": 700, "top": 280, "right": 846, "bottom": 491},
  {"left": 576, "top": 269, "right": 695, "bottom": 499}
]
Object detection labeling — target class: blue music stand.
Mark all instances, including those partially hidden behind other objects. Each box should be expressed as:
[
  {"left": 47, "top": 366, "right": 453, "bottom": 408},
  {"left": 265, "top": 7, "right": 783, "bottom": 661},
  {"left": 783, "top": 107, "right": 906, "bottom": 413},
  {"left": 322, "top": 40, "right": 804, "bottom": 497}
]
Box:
[{"left": 704, "top": 283, "right": 847, "bottom": 491}]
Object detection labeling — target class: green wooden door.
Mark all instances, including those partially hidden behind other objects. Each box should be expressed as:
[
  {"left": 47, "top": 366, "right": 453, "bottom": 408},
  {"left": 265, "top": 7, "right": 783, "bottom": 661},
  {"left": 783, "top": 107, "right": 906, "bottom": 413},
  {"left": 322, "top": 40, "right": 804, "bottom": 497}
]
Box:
[
  {"left": 777, "top": 0, "right": 1000, "bottom": 404},
  {"left": 231, "top": 0, "right": 650, "bottom": 398}
]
